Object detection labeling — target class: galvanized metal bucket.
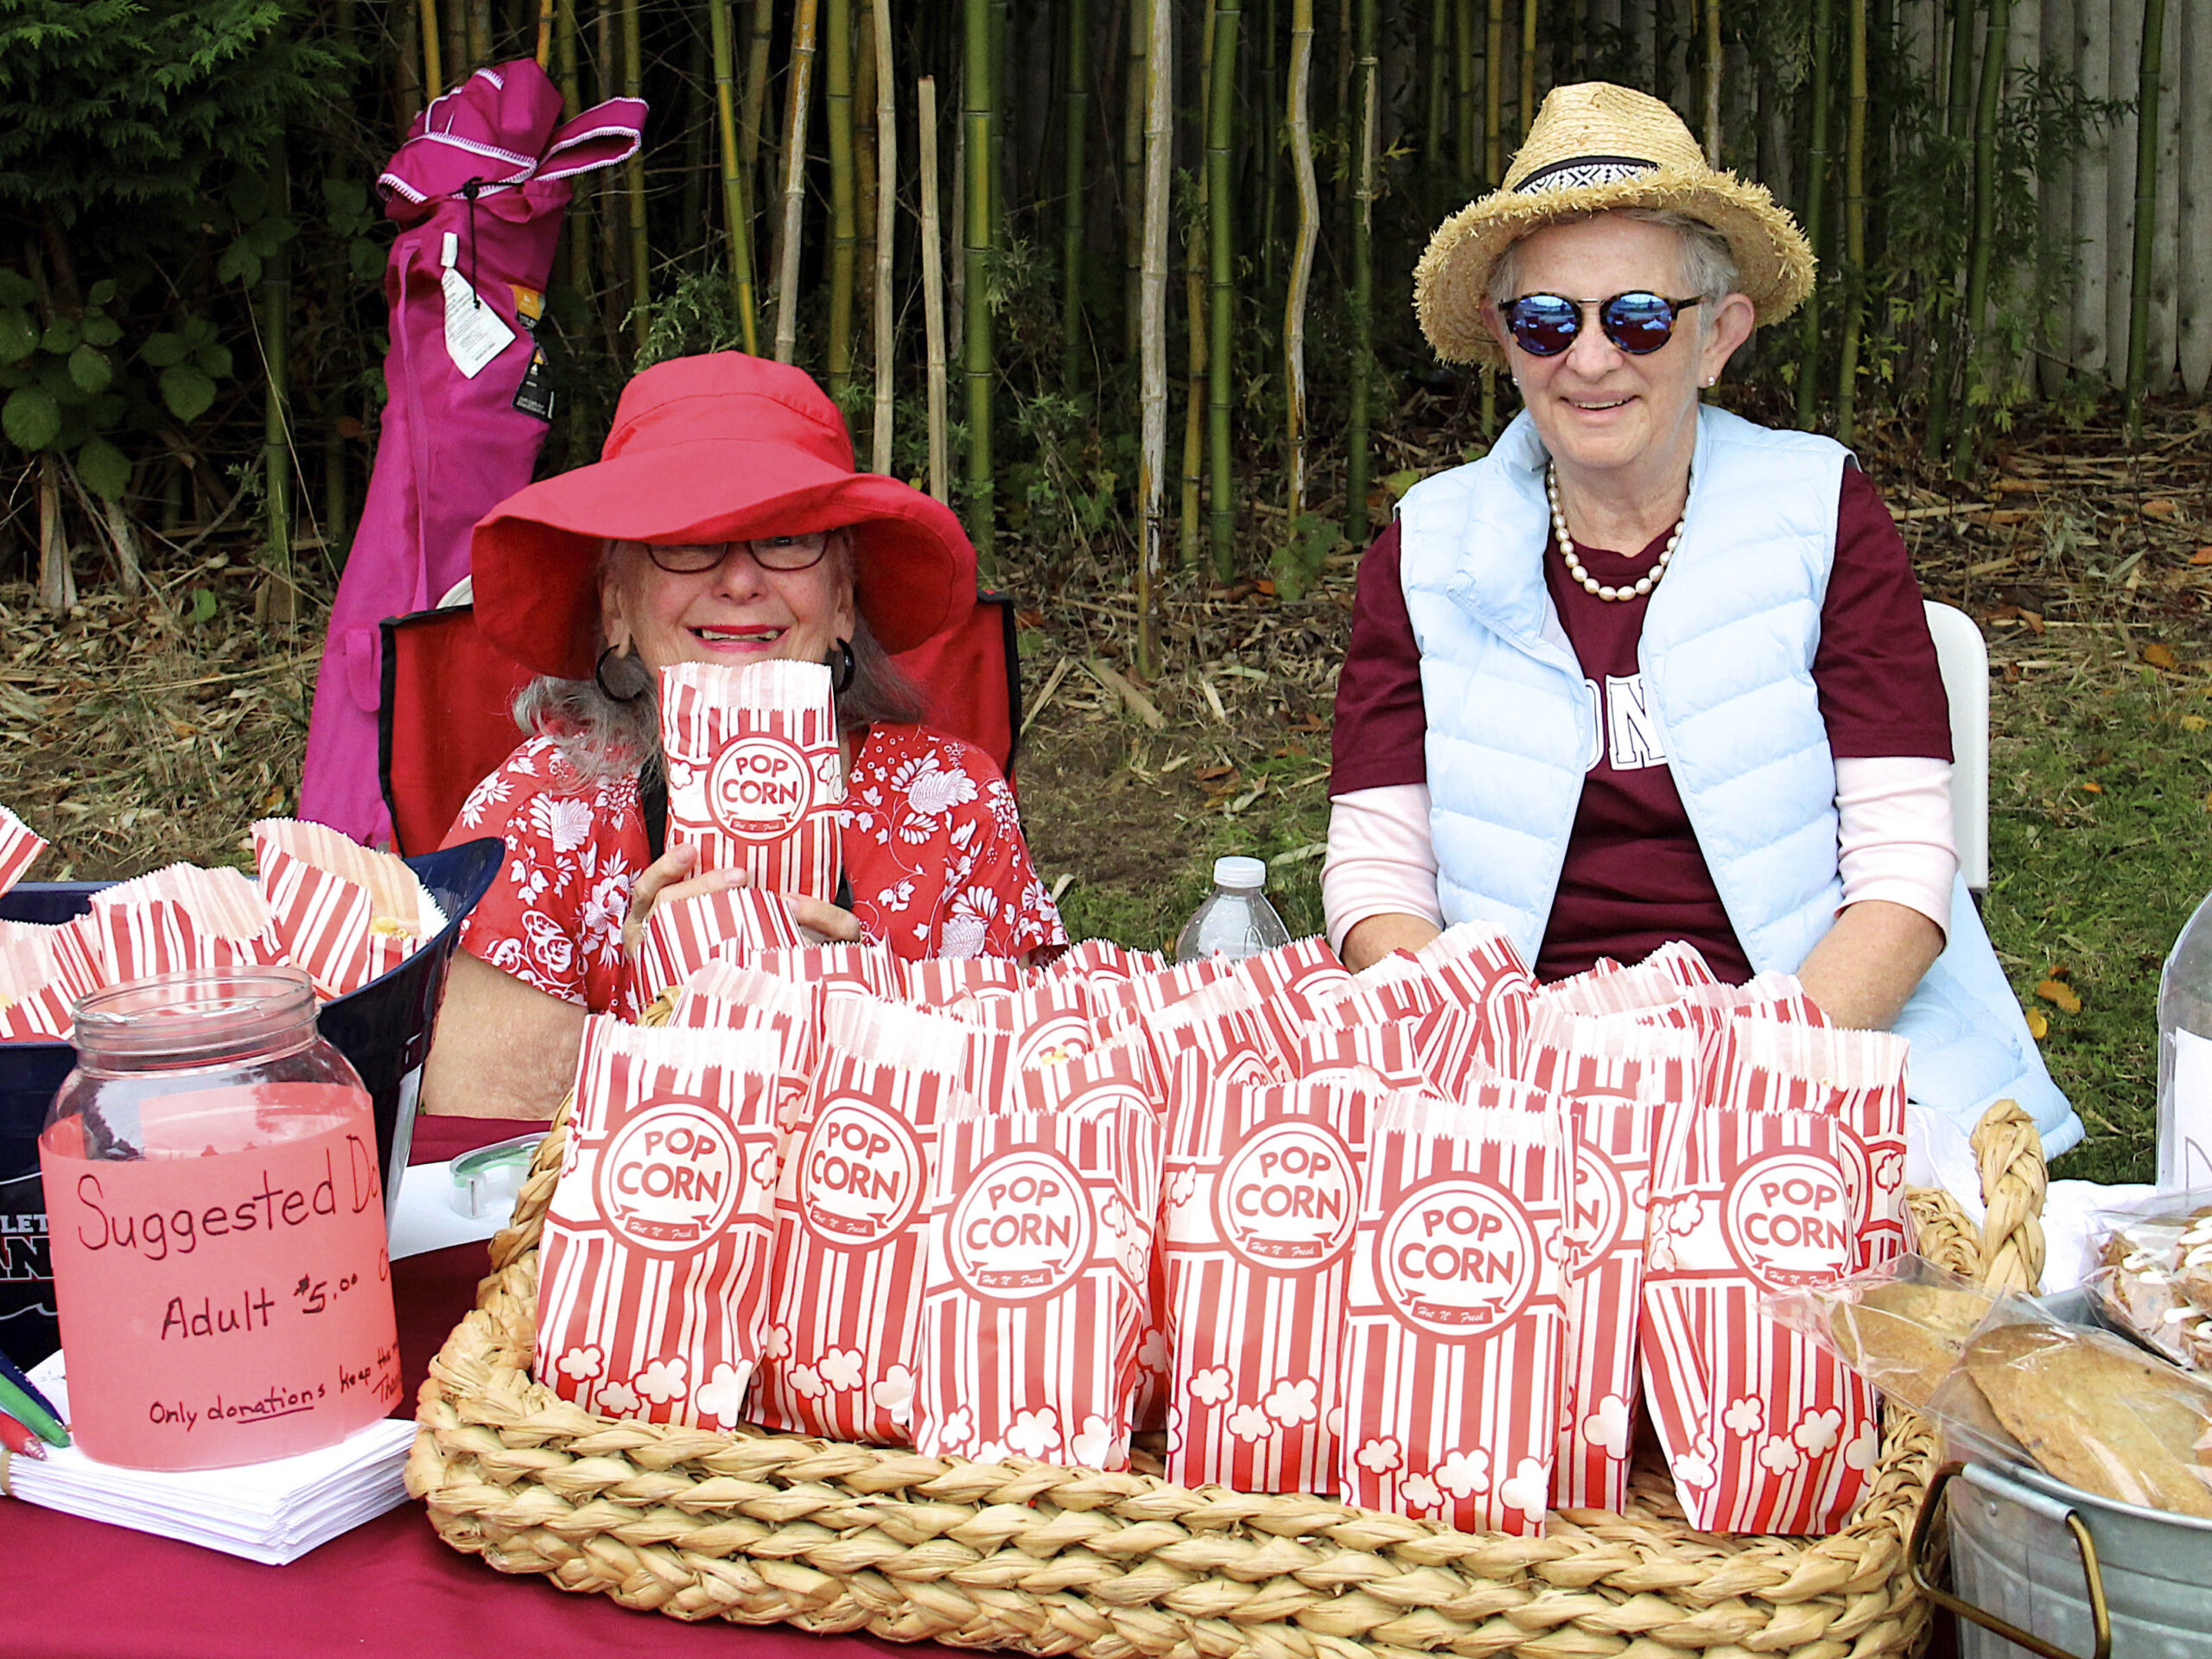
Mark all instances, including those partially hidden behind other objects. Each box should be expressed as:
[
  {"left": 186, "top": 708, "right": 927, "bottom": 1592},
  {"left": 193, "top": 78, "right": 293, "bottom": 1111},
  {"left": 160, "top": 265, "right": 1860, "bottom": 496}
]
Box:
[{"left": 1911, "top": 1458, "right": 2212, "bottom": 1659}]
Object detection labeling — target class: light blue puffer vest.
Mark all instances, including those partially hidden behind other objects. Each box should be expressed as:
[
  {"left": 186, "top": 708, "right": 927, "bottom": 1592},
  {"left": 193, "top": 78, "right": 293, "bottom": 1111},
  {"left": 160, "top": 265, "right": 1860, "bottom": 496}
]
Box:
[{"left": 1397, "top": 405, "right": 2079, "bottom": 1157}]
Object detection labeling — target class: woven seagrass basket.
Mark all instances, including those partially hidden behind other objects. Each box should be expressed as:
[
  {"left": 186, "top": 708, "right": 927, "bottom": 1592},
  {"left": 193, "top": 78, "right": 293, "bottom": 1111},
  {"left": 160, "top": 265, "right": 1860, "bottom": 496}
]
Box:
[{"left": 408, "top": 1096, "right": 2049, "bottom": 1656}]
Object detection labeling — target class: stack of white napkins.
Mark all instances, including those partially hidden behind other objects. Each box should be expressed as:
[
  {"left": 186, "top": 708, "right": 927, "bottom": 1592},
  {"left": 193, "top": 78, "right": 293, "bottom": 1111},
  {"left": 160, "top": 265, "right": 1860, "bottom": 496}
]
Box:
[{"left": 9, "top": 1352, "right": 416, "bottom": 1564}]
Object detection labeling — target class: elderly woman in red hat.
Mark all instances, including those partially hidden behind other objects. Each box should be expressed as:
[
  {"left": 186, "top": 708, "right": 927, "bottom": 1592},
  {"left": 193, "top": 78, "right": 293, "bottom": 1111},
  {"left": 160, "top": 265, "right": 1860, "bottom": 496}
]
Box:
[{"left": 422, "top": 352, "right": 1065, "bottom": 1117}]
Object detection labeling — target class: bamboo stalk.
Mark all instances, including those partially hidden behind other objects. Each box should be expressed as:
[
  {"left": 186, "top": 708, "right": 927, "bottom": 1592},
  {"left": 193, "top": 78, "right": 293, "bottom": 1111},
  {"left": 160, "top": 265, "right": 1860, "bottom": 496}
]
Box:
[
  {"left": 2105, "top": 0, "right": 2141, "bottom": 384},
  {"left": 828, "top": 0, "right": 856, "bottom": 398},
  {"left": 36, "top": 454, "right": 72, "bottom": 616},
  {"left": 855, "top": 2, "right": 878, "bottom": 307},
  {"left": 2124, "top": 0, "right": 2168, "bottom": 438},
  {"left": 1954, "top": 0, "right": 2012, "bottom": 466},
  {"left": 262, "top": 157, "right": 296, "bottom": 630},
  {"left": 1795, "top": 0, "right": 1831, "bottom": 431},
  {"left": 596, "top": 2, "right": 624, "bottom": 359},
  {"left": 418, "top": 0, "right": 444, "bottom": 95},
  {"left": 1139, "top": 0, "right": 1172, "bottom": 676},
  {"left": 1348, "top": 0, "right": 1376, "bottom": 543},
  {"left": 1521, "top": 0, "right": 1538, "bottom": 139},
  {"left": 964, "top": 0, "right": 996, "bottom": 571},
  {"left": 443, "top": 0, "right": 467, "bottom": 91},
  {"left": 741, "top": 1, "right": 772, "bottom": 185},
  {"left": 920, "top": 76, "right": 950, "bottom": 502},
  {"left": 537, "top": 0, "right": 553, "bottom": 66},
  {"left": 1484, "top": 0, "right": 1505, "bottom": 181},
  {"left": 467, "top": 0, "right": 492, "bottom": 65},
  {"left": 2033, "top": 0, "right": 2073, "bottom": 396},
  {"left": 397, "top": 0, "right": 423, "bottom": 128},
  {"left": 1063, "top": 0, "right": 1091, "bottom": 388},
  {"left": 1942, "top": 0, "right": 1974, "bottom": 141},
  {"left": 773, "top": 0, "right": 821, "bottom": 364},
  {"left": 1281, "top": 0, "right": 1319, "bottom": 596},
  {"left": 2178, "top": 0, "right": 2212, "bottom": 396},
  {"left": 872, "top": 0, "right": 895, "bottom": 473},
  {"left": 949, "top": 73, "right": 965, "bottom": 366},
  {"left": 711, "top": 0, "right": 760, "bottom": 354},
  {"left": 1702, "top": 0, "right": 1721, "bottom": 162},
  {"left": 558, "top": 0, "right": 588, "bottom": 298},
  {"left": 1123, "top": 0, "right": 1149, "bottom": 353},
  {"left": 2069, "top": 0, "right": 2108, "bottom": 379},
  {"left": 2145, "top": 0, "right": 2177, "bottom": 390},
  {"left": 621, "top": 0, "right": 649, "bottom": 349},
  {"left": 1425, "top": 0, "right": 1449, "bottom": 203},
  {"left": 1206, "top": 0, "right": 1241, "bottom": 577},
  {"left": 1834, "top": 0, "right": 1867, "bottom": 442},
  {"left": 1456, "top": 0, "right": 1477, "bottom": 183},
  {"left": 990, "top": 0, "right": 1010, "bottom": 251},
  {"left": 1182, "top": 3, "right": 1212, "bottom": 573}
]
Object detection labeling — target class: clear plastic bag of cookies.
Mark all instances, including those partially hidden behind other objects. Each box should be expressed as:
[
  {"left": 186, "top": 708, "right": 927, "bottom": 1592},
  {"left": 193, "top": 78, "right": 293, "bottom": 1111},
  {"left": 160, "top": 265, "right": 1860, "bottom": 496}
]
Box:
[
  {"left": 2083, "top": 1191, "right": 2212, "bottom": 1372},
  {"left": 1761, "top": 1253, "right": 1998, "bottom": 1411}
]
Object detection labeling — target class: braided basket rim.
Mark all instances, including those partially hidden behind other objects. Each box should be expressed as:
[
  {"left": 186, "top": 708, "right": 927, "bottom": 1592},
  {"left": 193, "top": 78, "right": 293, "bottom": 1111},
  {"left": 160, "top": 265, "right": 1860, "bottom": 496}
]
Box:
[{"left": 407, "top": 1096, "right": 2049, "bottom": 1653}]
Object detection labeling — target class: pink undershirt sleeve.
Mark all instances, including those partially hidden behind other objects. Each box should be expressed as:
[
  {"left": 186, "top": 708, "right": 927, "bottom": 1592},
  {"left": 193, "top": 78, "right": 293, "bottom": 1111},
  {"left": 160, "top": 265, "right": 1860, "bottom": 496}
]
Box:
[
  {"left": 1325, "top": 760, "right": 1956, "bottom": 957},
  {"left": 1323, "top": 785, "right": 1441, "bottom": 953},
  {"left": 1834, "top": 754, "right": 1957, "bottom": 938}
]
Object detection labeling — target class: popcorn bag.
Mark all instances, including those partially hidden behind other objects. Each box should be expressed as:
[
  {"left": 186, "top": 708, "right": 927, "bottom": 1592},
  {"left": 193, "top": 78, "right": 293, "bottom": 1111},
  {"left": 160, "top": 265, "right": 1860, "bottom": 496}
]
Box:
[
  {"left": 252, "top": 818, "right": 440, "bottom": 998},
  {"left": 1161, "top": 1076, "right": 1381, "bottom": 1493},
  {"left": 955, "top": 980, "right": 1095, "bottom": 1072},
  {"left": 904, "top": 956, "right": 1027, "bottom": 1011},
  {"left": 1711, "top": 1020, "right": 1909, "bottom": 1272},
  {"left": 753, "top": 997, "right": 975, "bottom": 1441},
  {"left": 660, "top": 659, "right": 844, "bottom": 899},
  {"left": 1524, "top": 1008, "right": 1695, "bottom": 1511},
  {"left": 0, "top": 803, "right": 47, "bottom": 894},
  {"left": 1640, "top": 1103, "right": 1876, "bottom": 1534},
  {"left": 626, "top": 885, "right": 805, "bottom": 1011},
  {"left": 86, "top": 864, "right": 287, "bottom": 984},
  {"left": 751, "top": 941, "right": 903, "bottom": 997},
  {"left": 910, "top": 1096, "right": 1160, "bottom": 1469},
  {"left": 1339, "top": 1087, "right": 1567, "bottom": 1534},
  {"left": 1414, "top": 922, "right": 1538, "bottom": 1072},
  {"left": 0, "top": 918, "right": 101, "bottom": 1041},
  {"left": 536, "top": 1018, "right": 785, "bottom": 1427}
]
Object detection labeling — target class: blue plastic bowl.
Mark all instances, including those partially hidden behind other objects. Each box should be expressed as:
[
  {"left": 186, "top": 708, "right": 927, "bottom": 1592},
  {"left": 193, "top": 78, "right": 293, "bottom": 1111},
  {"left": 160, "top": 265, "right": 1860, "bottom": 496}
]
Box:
[{"left": 0, "top": 836, "right": 503, "bottom": 1367}]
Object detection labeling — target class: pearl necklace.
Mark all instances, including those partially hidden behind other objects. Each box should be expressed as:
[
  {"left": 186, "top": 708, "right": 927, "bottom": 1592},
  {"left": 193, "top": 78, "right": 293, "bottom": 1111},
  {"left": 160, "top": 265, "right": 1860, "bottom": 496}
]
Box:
[{"left": 1547, "top": 464, "right": 1687, "bottom": 602}]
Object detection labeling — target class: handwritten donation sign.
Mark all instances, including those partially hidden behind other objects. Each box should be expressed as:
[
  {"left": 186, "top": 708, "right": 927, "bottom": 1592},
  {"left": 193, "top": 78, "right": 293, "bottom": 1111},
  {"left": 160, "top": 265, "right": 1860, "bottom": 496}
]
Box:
[{"left": 40, "top": 1083, "right": 398, "bottom": 1471}]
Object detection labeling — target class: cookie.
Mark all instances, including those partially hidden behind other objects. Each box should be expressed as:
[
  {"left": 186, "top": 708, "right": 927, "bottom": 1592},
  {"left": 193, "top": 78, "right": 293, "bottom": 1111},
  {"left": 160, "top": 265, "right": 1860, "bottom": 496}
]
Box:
[
  {"left": 1827, "top": 1281, "right": 1993, "bottom": 1408},
  {"left": 1962, "top": 1321, "right": 2212, "bottom": 1518}
]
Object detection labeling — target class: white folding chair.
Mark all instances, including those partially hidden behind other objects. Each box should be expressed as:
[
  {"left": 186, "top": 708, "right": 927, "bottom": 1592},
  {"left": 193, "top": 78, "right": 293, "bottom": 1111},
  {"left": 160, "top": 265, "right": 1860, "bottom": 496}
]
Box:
[{"left": 1923, "top": 601, "right": 1989, "bottom": 898}]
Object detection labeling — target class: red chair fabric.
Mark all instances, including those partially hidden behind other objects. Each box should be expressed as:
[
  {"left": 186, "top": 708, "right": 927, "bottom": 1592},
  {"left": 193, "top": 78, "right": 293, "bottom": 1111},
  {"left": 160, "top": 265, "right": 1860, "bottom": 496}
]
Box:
[{"left": 378, "top": 596, "right": 1023, "bottom": 859}]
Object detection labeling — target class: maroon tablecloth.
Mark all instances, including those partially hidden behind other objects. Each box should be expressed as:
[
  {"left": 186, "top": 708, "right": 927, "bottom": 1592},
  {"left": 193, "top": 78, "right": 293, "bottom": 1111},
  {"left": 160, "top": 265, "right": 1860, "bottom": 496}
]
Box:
[{"left": 0, "top": 1114, "right": 968, "bottom": 1659}]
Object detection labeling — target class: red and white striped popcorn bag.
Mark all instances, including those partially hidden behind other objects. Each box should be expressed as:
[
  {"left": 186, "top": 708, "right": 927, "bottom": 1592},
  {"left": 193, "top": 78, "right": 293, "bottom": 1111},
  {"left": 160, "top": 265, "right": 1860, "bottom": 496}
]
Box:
[
  {"left": 1413, "top": 921, "right": 1539, "bottom": 1071},
  {"left": 1161, "top": 1075, "right": 1382, "bottom": 1492},
  {"left": 0, "top": 804, "right": 48, "bottom": 895},
  {"left": 85, "top": 864, "right": 288, "bottom": 985},
  {"left": 668, "top": 957, "right": 818, "bottom": 1031},
  {"left": 1037, "top": 937, "right": 1162, "bottom": 995},
  {"left": 1709, "top": 1020, "right": 1909, "bottom": 1272},
  {"left": 953, "top": 979, "right": 1096, "bottom": 1072},
  {"left": 1524, "top": 1007, "right": 1696, "bottom": 1511},
  {"left": 659, "top": 659, "right": 844, "bottom": 899},
  {"left": 904, "top": 955, "right": 1027, "bottom": 1011},
  {"left": 1339, "top": 1084, "right": 1567, "bottom": 1533},
  {"left": 1226, "top": 936, "right": 1355, "bottom": 1024},
  {"left": 0, "top": 918, "right": 101, "bottom": 1041},
  {"left": 1640, "top": 1103, "right": 1876, "bottom": 1534},
  {"left": 1090, "top": 955, "right": 1233, "bottom": 1044},
  {"left": 253, "top": 820, "right": 440, "bottom": 998},
  {"left": 911, "top": 1095, "right": 1159, "bottom": 1469},
  {"left": 750, "top": 939, "right": 903, "bottom": 997},
  {"left": 752, "top": 995, "right": 976, "bottom": 1441},
  {"left": 536, "top": 1017, "right": 786, "bottom": 1427},
  {"left": 1300, "top": 995, "right": 1486, "bottom": 1103},
  {"left": 1541, "top": 945, "right": 1714, "bottom": 1020},
  {"left": 626, "top": 885, "right": 805, "bottom": 1012},
  {"left": 1290, "top": 1018, "right": 1433, "bottom": 1094}
]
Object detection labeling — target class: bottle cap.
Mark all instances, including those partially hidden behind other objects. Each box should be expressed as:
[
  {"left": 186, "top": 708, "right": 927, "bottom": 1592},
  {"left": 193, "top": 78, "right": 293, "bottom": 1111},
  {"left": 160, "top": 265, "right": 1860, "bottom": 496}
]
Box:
[{"left": 1213, "top": 855, "right": 1267, "bottom": 891}]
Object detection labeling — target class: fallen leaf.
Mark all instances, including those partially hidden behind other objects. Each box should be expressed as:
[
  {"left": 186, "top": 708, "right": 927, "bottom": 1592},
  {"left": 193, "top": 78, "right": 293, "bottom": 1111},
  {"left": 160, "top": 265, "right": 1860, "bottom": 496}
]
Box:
[
  {"left": 2144, "top": 498, "right": 2178, "bottom": 520},
  {"left": 2026, "top": 1007, "right": 2050, "bottom": 1039},
  {"left": 2184, "top": 715, "right": 2208, "bottom": 732},
  {"left": 2080, "top": 780, "right": 2104, "bottom": 794},
  {"left": 2044, "top": 962, "right": 2071, "bottom": 980},
  {"left": 2145, "top": 643, "right": 2179, "bottom": 670},
  {"left": 1016, "top": 608, "right": 1046, "bottom": 628},
  {"left": 1195, "top": 764, "right": 1236, "bottom": 782},
  {"left": 1254, "top": 578, "right": 1278, "bottom": 597},
  {"left": 2193, "top": 548, "right": 2212, "bottom": 565},
  {"left": 2020, "top": 610, "right": 2046, "bottom": 634},
  {"left": 2035, "top": 979, "right": 2083, "bottom": 1014}
]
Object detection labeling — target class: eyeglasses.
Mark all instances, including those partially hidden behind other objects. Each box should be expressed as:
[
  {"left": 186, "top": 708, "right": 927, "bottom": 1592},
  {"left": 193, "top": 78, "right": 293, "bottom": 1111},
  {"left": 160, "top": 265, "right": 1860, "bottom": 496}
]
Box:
[
  {"left": 645, "top": 533, "right": 832, "bottom": 575},
  {"left": 1502, "top": 291, "right": 1704, "bottom": 357}
]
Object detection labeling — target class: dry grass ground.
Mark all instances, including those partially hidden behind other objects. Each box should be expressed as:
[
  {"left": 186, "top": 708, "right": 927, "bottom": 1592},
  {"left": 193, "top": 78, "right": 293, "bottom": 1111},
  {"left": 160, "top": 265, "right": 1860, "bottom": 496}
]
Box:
[{"left": 2, "top": 398, "right": 2208, "bottom": 1179}]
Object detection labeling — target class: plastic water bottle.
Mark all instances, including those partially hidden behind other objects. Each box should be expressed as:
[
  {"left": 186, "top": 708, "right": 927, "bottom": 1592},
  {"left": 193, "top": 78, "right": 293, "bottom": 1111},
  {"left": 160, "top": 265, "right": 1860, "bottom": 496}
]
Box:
[
  {"left": 1174, "top": 856, "right": 1292, "bottom": 963},
  {"left": 2159, "top": 891, "right": 2212, "bottom": 1189}
]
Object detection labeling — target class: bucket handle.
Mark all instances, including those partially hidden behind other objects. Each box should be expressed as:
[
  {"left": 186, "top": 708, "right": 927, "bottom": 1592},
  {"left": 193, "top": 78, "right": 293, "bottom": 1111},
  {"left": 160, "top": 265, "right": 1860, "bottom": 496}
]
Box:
[{"left": 1908, "top": 1460, "right": 2113, "bottom": 1659}]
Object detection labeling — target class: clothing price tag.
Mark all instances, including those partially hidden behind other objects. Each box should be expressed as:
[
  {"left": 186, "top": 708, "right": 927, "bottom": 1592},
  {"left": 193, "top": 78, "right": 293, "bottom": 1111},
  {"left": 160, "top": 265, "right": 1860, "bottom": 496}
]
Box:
[{"left": 439, "top": 231, "right": 514, "bottom": 379}]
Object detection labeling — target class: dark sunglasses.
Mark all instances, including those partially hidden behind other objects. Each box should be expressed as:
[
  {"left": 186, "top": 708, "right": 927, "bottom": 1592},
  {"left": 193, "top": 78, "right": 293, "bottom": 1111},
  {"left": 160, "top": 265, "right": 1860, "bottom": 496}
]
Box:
[
  {"left": 1503, "top": 291, "right": 1703, "bottom": 357},
  {"left": 645, "top": 532, "right": 832, "bottom": 575}
]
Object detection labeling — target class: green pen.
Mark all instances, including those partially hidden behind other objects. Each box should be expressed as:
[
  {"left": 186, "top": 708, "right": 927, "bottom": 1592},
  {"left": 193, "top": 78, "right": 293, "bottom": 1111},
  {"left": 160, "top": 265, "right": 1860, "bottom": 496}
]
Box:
[{"left": 0, "top": 1372, "right": 68, "bottom": 1448}]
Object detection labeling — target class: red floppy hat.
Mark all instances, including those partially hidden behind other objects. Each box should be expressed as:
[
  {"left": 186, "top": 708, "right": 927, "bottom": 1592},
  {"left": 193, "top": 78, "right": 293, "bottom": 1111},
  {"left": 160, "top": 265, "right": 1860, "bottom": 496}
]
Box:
[{"left": 471, "top": 352, "right": 976, "bottom": 678}]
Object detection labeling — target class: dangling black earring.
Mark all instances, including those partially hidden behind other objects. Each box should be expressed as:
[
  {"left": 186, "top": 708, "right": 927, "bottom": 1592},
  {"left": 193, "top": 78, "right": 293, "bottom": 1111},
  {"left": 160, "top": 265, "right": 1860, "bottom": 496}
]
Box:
[
  {"left": 830, "top": 638, "right": 856, "bottom": 696},
  {"left": 595, "top": 645, "right": 649, "bottom": 703}
]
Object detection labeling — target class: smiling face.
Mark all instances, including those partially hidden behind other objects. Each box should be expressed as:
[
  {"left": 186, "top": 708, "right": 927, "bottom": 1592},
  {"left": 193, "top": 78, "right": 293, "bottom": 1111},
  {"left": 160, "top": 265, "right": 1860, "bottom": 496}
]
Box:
[
  {"left": 1484, "top": 213, "right": 1753, "bottom": 496},
  {"left": 600, "top": 532, "right": 858, "bottom": 679}
]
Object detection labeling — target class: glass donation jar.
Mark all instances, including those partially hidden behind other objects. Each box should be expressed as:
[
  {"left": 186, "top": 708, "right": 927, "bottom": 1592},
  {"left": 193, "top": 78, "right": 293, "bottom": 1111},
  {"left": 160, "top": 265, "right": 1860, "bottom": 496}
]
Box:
[{"left": 39, "top": 967, "right": 400, "bottom": 1471}]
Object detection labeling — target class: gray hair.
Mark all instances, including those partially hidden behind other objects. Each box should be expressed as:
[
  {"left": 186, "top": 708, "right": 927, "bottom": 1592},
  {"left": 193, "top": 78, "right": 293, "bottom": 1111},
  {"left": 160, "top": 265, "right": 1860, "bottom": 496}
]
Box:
[
  {"left": 1489, "top": 207, "right": 1742, "bottom": 318},
  {"left": 512, "top": 531, "right": 931, "bottom": 785}
]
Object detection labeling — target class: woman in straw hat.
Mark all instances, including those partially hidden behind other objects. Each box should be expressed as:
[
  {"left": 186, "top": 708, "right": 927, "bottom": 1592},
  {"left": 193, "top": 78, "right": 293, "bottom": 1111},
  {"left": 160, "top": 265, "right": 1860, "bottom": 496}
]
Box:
[
  {"left": 422, "top": 352, "right": 1065, "bottom": 1117},
  {"left": 1324, "top": 83, "right": 2074, "bottom": 1153}
]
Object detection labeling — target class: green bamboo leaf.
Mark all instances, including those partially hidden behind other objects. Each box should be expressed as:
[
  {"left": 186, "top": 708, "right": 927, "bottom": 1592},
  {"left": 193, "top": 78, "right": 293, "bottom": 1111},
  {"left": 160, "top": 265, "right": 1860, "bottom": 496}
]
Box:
[
  {"left": 0, "top": 271, "right": 34, "bottom": 308},
  {"left": 160, "top": 364, "right": 217, "bottom": 423},
  {"left": 40, "top": 316, "right": 80, "bottom": 355},
  {"left": 80, "top": 315, "right": 123, "bottom": 347},
  {"left": 140, "top": 331, "right": 188, "bottom": 367},
  {"left": 0, "top": 308, "right": 35, "bottom": 365},
  {"left": 67, "top": 344, "right": 111, "bottom": 395},
  {"left": 77, "top": 435, "right": 129, "bottom": 501},
  {"left": 3, "top": 386, "right": 61, "bottom": 451},
  {"left": 194, "top": 342, "right": 233, "bottom": 380}
]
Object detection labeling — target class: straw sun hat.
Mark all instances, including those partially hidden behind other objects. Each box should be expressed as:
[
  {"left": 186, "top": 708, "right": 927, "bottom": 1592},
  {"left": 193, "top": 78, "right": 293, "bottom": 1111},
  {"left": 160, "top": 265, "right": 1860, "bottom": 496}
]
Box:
[{"left": 1414, "top": 81, "right": 1816, "bottom": 369}]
